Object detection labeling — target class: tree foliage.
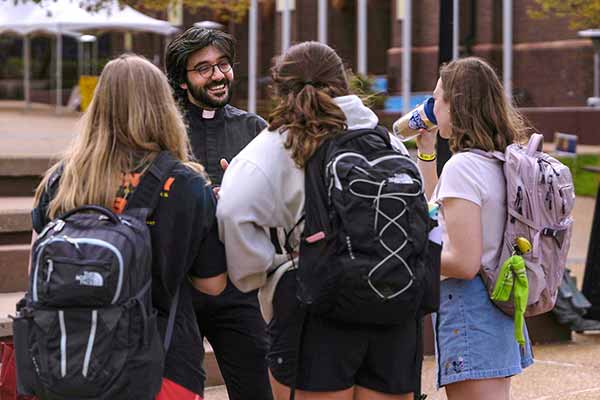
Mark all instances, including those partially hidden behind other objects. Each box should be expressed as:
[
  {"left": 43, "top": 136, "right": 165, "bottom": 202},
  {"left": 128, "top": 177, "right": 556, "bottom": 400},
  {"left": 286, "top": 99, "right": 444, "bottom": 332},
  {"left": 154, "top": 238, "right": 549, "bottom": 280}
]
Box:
[
  {"left": 528, "top": 0, "right": 600, "bottom": 30},
  {"left": 20, "top": 0, "right": 251, "bottom": 23}
]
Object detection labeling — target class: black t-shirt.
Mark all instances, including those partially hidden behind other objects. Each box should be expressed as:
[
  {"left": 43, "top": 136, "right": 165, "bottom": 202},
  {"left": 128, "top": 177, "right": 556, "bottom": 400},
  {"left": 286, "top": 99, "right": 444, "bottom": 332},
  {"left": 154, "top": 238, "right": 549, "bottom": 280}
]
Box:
[{"left": 31, "top": 163, "right": 226, "bottom": 395}]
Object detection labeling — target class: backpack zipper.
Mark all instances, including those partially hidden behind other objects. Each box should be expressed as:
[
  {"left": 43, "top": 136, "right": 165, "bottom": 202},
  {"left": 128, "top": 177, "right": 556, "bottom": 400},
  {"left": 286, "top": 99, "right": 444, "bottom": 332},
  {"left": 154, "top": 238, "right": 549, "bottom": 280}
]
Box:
[
  {"left": 547, "top": 174, "right": 554, "bottom": 212},
  {"left": 59, "top": 310, "right": 67, "bottom": 377},
  {"left": 538, "top": 158, "right": 561, "bottom": 176},
  {"left": 512, "top": 186, "right": 523, "bottom": 222},
  {"left": 82, "top": 310, "right": 98, "bottom": 377},
  {"left": 538, "top": 160, "right": 546, "bottom": 184},
  {"left": 45, "top": 259, "right": 54, "bottom": 283}
]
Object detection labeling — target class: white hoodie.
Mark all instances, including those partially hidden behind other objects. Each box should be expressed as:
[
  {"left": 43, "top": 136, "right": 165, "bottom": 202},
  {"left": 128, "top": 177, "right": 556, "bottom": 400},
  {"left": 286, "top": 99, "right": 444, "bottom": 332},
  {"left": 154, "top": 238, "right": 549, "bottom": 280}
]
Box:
[{"left": 216, "top": 95, "right": 407, "bottom": 320}]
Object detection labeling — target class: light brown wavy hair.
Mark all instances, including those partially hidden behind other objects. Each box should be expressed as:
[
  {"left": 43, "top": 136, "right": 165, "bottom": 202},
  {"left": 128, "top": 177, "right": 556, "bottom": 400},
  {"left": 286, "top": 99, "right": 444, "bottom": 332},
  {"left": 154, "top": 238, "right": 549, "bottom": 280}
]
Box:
[
  {"left": 35, "top": 54, "right": 205, "bottom": 219},
  {"left": 440, "top": 57, "right": 529, "bottom": 153},
  {"left": 268, "top": 41, "right": 350, "bottom": 167}
]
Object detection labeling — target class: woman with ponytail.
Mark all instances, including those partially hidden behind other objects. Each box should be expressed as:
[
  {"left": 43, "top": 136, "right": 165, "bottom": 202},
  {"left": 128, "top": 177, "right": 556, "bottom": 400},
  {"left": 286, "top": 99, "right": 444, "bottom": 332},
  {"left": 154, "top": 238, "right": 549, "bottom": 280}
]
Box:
[{"left": 217, "top": 42, "right": 418, "bottom": 400}]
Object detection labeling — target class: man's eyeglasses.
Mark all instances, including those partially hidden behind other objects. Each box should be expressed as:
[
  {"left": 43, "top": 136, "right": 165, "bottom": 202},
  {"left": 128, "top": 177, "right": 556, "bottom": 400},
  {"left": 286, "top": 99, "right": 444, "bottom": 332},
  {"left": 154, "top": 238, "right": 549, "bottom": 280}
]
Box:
[{"left": 187, "top": 60, "right": 233, "bottom": 79}]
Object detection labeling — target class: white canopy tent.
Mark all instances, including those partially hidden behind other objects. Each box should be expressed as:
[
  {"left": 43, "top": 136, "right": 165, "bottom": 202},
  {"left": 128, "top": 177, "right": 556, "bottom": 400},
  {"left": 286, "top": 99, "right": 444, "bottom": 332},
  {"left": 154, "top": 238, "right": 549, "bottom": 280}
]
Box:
[{"left": 0, "top": 0, "right": 178, "bottom": 111}]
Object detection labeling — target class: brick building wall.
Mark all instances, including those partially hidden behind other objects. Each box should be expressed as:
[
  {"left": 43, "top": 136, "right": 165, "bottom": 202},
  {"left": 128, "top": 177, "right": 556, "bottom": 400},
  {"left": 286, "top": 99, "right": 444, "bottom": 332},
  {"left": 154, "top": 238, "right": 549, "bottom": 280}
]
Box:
[
  {"left": 388, "top": 1, "right": 440, "bottom": 93},
  {"left": 386, "top": 0, "right": 594, "bottom": 107},
  {"left": 150, "top": 0, "right": 594, "bottom": 108}
]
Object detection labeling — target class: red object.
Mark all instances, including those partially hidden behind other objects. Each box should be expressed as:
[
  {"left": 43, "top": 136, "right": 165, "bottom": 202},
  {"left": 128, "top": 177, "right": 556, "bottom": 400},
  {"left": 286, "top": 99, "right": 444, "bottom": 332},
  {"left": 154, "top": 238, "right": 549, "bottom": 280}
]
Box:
[
  {"left": 155, "top": 378, "right": 203, "bottom": 400},
  {"left": 0, "top": 342, "right": 36, "bottom": 400}
]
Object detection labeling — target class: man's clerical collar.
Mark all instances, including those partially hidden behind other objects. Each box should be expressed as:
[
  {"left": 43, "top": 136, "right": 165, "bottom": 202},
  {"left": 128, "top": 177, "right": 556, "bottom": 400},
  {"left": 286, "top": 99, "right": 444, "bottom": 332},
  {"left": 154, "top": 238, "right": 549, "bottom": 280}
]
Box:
[{"left": 202, "top": 109, "right": 216, "bottom": 119}]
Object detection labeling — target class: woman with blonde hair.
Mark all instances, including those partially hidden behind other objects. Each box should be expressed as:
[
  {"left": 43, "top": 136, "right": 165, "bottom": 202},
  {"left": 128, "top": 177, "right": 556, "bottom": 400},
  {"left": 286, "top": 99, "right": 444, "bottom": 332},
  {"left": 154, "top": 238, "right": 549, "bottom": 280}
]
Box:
[
  {"left": 30, "top": 54, "right": 226, "bottom": 400},
  {"left": 217, "top": 41, "right": 420, "bottom": 400},
  {"left": 416, "top": 57, "right": 534, "bottom": 400}
]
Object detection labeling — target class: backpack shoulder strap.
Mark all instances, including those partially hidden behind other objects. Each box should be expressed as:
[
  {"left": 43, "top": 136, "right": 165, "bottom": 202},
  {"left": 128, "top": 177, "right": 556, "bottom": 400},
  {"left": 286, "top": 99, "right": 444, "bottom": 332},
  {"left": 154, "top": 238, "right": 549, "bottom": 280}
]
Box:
[
  {"left": 163, "top": 285, "right": 180, "bottom": 351},
  {"left": 124, "top": 152, "right": 180, "bottom": 351},
  {"left": 124, "top": 151, "right": 179, "bottom": 218},
  {"left": 304, "top": 138, "right": 334, "bottom": 233},
  {"left": 48, "top": 164, "right": 63, "bottom": 190}
]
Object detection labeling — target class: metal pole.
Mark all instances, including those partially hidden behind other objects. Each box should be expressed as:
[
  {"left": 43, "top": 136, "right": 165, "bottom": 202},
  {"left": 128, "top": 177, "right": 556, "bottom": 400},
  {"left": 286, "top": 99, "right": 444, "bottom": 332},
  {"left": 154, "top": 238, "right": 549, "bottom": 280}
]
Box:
[
  {"left": 453, "top": 0, "right": 459, "bottom": 60},
  {"left": 401, "top": 0, "right": 411, "bottom": 114},
  {"left": 23, "top": 35, "right": 31, "bottom": 109},
  {"left": 248, "top": 0, "right": 258, "bottom": 114},
  {"left": 503, "top": 0, "right": 513, "bottom": 102},
  {"left": 282, "top": 0, "right": 291, "bottom": 53},
  {"left": 357, "top": 0, "right": 367, "bottom": 75},
  {"left": 56, "top": 29, "right": 63, "bottom": 113},
  {"left": 93, "top": 40, "right": 98, "bottom": 75},
  {"left": 318, "top": 0, "right": 327, "bottom": 44},
  {"left": 124, "top": 32, "right": 133, "bottom": 52},
  {"left": 436, "top": 0, "right": 454, "bottom": 176},
  {"left": 595, "top": 50, "right": 599, "bottom": 98},
  {"left": 78, "top": 40, "right": 83, "bottom": 77}
]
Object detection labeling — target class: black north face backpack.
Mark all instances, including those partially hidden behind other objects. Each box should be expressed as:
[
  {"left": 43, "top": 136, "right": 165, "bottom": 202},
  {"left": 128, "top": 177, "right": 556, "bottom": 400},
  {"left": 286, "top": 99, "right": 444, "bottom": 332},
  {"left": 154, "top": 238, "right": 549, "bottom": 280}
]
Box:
[
  {"left": 296, "top": 127, "right": 440, "bottom": 325},
  {"left": 12, "top": 152, "right": 179, "bottom": 400}
]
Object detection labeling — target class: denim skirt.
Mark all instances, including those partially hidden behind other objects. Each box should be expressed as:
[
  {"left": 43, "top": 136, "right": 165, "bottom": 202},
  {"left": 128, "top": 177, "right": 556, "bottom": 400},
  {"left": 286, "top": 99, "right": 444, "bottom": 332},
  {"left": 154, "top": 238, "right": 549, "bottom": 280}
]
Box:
[{"left": 432, "top": 276, "right": 534, "bottom": 387}]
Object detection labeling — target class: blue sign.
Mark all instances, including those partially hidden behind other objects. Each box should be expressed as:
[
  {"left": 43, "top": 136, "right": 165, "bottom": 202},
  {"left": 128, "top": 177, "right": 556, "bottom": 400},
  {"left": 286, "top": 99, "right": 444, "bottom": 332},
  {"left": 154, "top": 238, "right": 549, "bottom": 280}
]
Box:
[{"left": 385, "top": 94, "right": 432, "bottom": 112}]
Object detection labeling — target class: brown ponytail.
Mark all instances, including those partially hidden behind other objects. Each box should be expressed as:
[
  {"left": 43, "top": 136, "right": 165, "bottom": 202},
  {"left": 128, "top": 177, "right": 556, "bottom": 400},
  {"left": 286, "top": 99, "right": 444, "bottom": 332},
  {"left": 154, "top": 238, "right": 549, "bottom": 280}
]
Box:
[{"left": 268, "top": 42, "right": 350, "bottom": 167}]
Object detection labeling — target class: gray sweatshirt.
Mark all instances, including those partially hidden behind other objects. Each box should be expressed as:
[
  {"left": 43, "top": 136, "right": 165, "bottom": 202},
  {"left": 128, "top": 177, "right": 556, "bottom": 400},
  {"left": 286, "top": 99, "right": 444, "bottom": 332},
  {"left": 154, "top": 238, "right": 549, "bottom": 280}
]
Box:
[{"left": 216, "top": 95, "right": 407, "bottom": 320}]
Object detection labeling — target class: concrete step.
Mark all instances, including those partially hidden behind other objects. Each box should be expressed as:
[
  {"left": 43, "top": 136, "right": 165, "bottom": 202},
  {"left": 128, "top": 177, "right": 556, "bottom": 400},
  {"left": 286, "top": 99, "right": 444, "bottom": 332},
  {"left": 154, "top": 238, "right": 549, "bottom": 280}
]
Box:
[
  {"left": 0, "top": 176, "right": 41, "bottom": 197},
  {"left": 203, "top": 340, "right": 225, "bottom": 388},
  {"left": 204, "top": 385, "right": 229, "bottom": 400},
  {"left": 0, "top": 157, "right": 55, "bottom": 197},
  {"left": 0, "top": 244, "right": 30, "bottom": 293},
  {"left": 0, "top": 157, "right": 55, "bottom": 177},
  {"left": 0, "top": 197, "right": 33, "bottom": 245},
  {"left": 0, "top": 291, "right": 24, "bottom": 337}
]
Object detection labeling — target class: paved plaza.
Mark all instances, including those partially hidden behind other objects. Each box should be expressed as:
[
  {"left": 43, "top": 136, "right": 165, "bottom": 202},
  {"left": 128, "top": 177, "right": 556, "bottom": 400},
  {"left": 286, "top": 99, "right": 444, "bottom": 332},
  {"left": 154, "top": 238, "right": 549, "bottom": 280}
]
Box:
[
  {"left": 1, "top": 101, "right": 599, "bottom": 400},
  {"left": 204, "top": 332, "right": 600, "bottom": 400}
]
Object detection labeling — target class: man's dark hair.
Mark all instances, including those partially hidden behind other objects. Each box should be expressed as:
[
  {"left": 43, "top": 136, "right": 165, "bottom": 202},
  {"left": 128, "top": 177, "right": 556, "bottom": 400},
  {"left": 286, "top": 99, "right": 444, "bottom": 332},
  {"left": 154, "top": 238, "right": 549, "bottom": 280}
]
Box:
[{"left": 165, "top": 27, "right": 237, "bottom": 104}]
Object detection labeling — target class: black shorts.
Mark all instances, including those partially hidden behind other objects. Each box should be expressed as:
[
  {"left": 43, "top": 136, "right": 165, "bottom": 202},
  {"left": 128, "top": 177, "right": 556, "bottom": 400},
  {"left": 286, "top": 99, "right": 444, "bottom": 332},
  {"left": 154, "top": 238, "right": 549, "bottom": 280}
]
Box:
[{"left": 267, "top": 270, "right": 422, "bottom": 395}]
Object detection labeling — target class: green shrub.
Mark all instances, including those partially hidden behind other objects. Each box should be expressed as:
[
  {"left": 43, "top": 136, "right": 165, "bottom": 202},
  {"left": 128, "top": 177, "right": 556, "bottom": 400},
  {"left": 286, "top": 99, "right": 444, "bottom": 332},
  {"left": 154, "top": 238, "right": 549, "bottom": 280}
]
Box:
[
  {"left": 558, "top": 154, "right": 600, "bottom": 197},
  {"left": 348, "top": 72, "right": 387, "bottom": 110}
]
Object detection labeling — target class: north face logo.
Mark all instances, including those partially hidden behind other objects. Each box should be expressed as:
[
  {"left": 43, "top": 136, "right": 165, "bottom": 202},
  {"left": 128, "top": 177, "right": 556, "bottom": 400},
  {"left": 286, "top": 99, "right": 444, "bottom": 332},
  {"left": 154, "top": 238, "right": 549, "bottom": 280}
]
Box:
[
  {"left": 75, "top": 271, "right": 104, "bottom": 287},
  {"left": 388, "top": 173, "right": 412, "bottom": 185}
]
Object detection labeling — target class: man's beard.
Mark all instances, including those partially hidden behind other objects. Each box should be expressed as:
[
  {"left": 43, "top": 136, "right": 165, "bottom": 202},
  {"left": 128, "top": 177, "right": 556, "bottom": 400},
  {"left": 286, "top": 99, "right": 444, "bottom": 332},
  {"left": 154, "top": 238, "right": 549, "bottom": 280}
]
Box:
[{"left": 186, "top": 77, "right": 233, "bottom": 109}]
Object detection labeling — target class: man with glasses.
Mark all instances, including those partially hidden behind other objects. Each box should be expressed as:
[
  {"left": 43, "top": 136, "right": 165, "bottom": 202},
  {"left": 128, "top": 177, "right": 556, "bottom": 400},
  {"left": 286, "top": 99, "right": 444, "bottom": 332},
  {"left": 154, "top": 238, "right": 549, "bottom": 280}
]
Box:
[{"left": 166, "top": 27, "right": 271, "bottom": 400}]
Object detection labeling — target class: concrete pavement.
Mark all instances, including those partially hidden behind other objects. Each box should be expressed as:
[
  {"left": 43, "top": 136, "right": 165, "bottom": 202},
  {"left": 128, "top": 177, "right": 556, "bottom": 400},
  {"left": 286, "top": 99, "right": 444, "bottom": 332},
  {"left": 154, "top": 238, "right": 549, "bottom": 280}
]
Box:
[
  {"left": 204, "top": 333, "right": 600, "bottom": 400},
  {"left": 0, "top": 102, "right": 79, "bottom": 157}
]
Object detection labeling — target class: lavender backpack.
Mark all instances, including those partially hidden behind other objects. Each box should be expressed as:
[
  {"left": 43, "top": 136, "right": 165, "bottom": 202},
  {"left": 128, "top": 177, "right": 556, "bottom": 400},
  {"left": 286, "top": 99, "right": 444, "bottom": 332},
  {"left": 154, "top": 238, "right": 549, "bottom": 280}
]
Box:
[{"left": 478, "top": 133, "right": 575, "bottom": 317}]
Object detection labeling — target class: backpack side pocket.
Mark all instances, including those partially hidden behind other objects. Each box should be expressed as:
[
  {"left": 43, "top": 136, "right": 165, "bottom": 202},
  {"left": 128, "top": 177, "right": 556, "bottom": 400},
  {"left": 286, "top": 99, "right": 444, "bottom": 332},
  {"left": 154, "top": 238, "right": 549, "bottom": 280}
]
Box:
[{"left": 12, "top": 312, "right": 38, "bottom": 396}]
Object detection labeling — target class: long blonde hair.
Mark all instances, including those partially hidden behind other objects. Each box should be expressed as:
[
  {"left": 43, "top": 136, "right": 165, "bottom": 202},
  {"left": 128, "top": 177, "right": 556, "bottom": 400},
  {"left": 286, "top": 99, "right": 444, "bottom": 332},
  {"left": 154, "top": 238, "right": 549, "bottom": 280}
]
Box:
[{"left": 35, "top": 54, "right": 204, "bottom": 219}]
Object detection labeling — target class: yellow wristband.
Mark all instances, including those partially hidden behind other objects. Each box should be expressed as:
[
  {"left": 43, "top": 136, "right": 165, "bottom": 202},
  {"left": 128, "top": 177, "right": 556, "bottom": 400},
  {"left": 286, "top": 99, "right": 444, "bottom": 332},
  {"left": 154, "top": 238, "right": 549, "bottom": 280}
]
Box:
[{"left": 417, "top": 151, "right": 437, "bottom": 162}]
